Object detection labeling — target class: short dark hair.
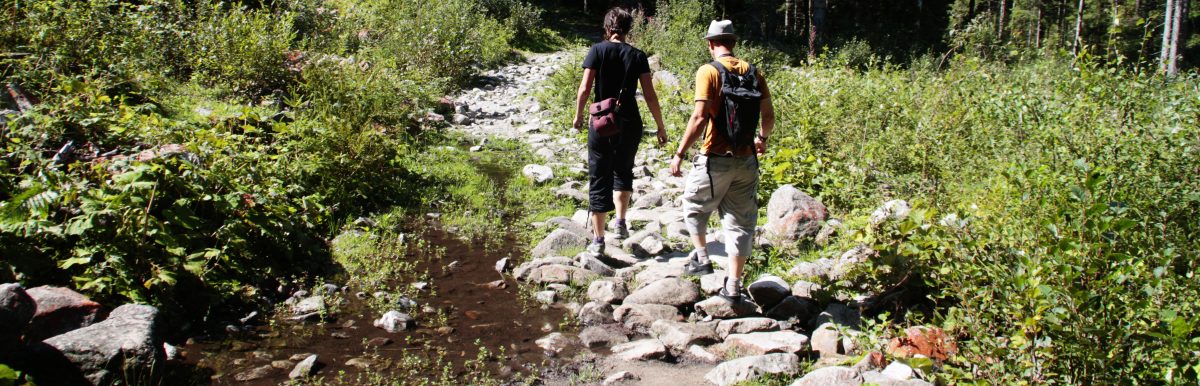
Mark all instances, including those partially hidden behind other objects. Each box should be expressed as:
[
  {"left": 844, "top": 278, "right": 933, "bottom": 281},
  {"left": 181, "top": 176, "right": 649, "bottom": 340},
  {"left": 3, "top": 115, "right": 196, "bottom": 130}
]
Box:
[
  {"left": 603, "top": 7, "right": 633, "bottom": 38},
  {"left": 710, "top": 37, "right": 737, "bottom": 48}
]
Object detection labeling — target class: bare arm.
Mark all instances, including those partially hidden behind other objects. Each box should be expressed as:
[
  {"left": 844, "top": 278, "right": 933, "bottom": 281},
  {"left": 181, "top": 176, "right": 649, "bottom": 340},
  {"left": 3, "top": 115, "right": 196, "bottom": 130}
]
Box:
[
  {"left": 670, "top": 100, "right": 709, "bottom": 176},
  {"left": 638, "top": 73, "right": 667, "bottom": 145},
  {"left": 572, "top": 68, "right": 597, "bottom": 131}
]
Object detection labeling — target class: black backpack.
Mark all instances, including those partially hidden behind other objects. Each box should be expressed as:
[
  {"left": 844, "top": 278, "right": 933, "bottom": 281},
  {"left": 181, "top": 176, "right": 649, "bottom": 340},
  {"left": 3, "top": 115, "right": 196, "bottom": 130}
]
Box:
[{"left": 709, "top": 60, "right": 762, "bottom": 150}]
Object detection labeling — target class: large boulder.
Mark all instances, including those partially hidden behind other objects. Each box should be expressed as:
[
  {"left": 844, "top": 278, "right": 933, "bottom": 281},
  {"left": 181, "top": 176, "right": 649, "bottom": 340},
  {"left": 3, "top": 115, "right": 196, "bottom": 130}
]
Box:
[
  {"left": 650, "top": 320, "right": 719, "bottom": 351},
  {"left": 724, "top": 330, "right": 810, "bottom": 355},
  {"left": 610, "top": 339, "right": 669, "bottom": 361},
  {"left": 613, "top": 304, "right": 682, "bottom": 332},
  {"left": 790, "top": 366, "right": 864, "bottom": 386},
  {"left": 623, "top": 278, "right": 700, "bottom": 307},
  {"left": 699, "top": 272, "right": 728, "bottom": 295},
  {"left": 704, "top": 353, "right": 800, "bottom": 386},
  {"left": 694, "top": 296, "right": 758, "bottom": 319},
  {"left": 530, "top": 229, "right": 588, "bottom": 259},
  {"left": 811, "top": 322, "right": 847, "bottom": 357},
  {"left": 579, "top": 324, "right": 630, "bottom": 348},
  {"left": 513, "top": 256, "right": 574, "bottom": 281},
  {"left": 587, "top": 279, "right": 628, "bottom": 304},
  {"left": 42, "top": 304, "right": 164, "bottom": 385},
  {"left": 764, "top": 185, "right": 827, "bottom": 243},
  {"left": 26, "top": 286, "right": 106, "bottom": 342},
  {"left": 525, "top": 264, "right": 598, "bottom": 285},
  {"left": 578, "top": 301, "right": 615, "bottom": 326},
  {"left": 0, "top": 283, "right": 35, "bottom": 355},
  {"left": 577, "top": 253, "right": 617, "bottom": 276},
  {"left": 747, "top": 276, "right": 790, "bottom": 309},
  {"left": 791, "top": 280, "right": 823, "bottom": 299},
  {"left": 715, "top": 317, "right": 779, "bottom": 339}
]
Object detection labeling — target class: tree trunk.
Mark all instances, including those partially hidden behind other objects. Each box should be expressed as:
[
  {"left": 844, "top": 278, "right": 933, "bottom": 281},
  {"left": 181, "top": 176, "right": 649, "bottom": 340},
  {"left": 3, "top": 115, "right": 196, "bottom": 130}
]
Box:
[
  {"left": 1162, "top": 0, "right": 1177, "bottom": 73},
  {"left": 999, "top": 0, "right": 1008, "bottom": 40},
  {"left": 1167, "top": 0, "right": 1186, "bottom": 74},
  {"left": 1036, "top": 5, "right": 1043, "bottom": 49},
  {"left": 808, "top": 0, "right": 827, "bottom": 59},
  {"left": 1073, "top": 0, "right": 1086, "bottom": 57}
]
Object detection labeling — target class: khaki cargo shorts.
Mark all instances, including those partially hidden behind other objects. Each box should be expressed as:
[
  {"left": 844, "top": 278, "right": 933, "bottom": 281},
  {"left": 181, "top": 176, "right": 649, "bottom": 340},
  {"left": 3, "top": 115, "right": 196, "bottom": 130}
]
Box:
[{"left": 681, "top": 155, "right": 759, "bottom": 258}]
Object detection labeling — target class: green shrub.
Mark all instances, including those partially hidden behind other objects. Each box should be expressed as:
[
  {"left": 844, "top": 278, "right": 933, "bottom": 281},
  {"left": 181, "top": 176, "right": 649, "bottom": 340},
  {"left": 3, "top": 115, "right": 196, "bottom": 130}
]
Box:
[{"left": 188, "top": 1, "right": 297, "bottom": 97}]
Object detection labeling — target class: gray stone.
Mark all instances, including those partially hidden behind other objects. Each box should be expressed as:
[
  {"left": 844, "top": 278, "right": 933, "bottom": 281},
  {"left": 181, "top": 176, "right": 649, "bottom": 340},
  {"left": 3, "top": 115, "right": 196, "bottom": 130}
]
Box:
[
  {"left": 579, "top": 324, "right": 629, "bottom": 348},
  {"left": 700, "top": 271, "right": 729, "bottom": 295},
  {"left": 715, "top": 317, "right": 779, "bottom": 338},
  {"left": 828, "top": 245, "right": 874, "bottom": 281},
  {"left": 535, "top": 332, "right": 576, "bottom": 355},
  {"left": 555, "top": 188, "right": 588, "bottom": 202},
  {"left": 495, "top": 257, "right": 512, "bottom": 274},
  {"left": 235, "top": 365, "right": 275, "bottom": 381},
  {"left": 272, "top": 360, "right": 295, "bottom": 369},
  {"left": 624, "top": 278, "right": 701, "bottom": 307},
  {"left": 665, "top": 221, "right": 690, "bottom": 241},
  {"left": 513, "top": 256, "right": 574, "bottom": 280},
  {"left": 687, "top": 344, "right": 721, "bottom": 364},
  {"left": 26, "top": 285, "right": 105, "bottom": 342},
  {"left": 530, "top": 229, "right": 588, "bottom": 259},
  {"left": 452, "top": 113, "right": 472, "bottom": 125},
  {"left": 766, "top": 296, "right": 821, "bottom": 322},
  {"left": 765, "top": 185, "right": 828, "bottom": 242},
  {"left": 704, "top": 353, "right": 800, "bottom": 386},
  {"left": 869, "top": 199, "right": 911, "bottom": 226},
  {"left": 790, "top": 366, "right": 864, "bottom": 386},
  {"left": 633, "top": 263, "right": 686, "bottom": 286},
  {"left": 373, "top": 311, "right": 414, "bottom": 333},
  {"left": 544, "top": 216, "right": 591, "bottom": 238},
  {"left": 289, "top": 354, "right": 318, "bottom": 379},
  {"left": 0, "top": 283, "right": 34, "bottom": 354},
  {"left": 788, "top": 259, "right": 833, "bottom": 281},
  {"left": 630, "top": 233, "right": 668, "bottom": 257},
  {"left": 881, "top": 361, "right": 914, "bottom": 380},
  {"left": 522, "top": 164, "right": 553, "bottom": 183},
  {"left": 610, "top": 339, "right": 669, "bottom": 361},
  {"left": 577, "top": 253, "right": 617, "bottom": 276},
  {"left": 43, "top": 304, "right": 164, "bottom": 385},
  {"left": 603, "top": 370, "right": 640, "bottom": 385},
  {"left": 747, "top": 275, "right": 791, "bottom": 309},
  {"left": 811, "top": 322, "right": 844, "bottom": 357},
  {"left": 525, "top": 264, "right": 598, "bottom": 285},
  {"left": 791, "top": 280, "right": 823, "bottom": 299},
  {"left": 535, "top": 290, "right": 557, "bottom": 304},
  {"left": 587, "top": 280, "right": 628, "bottom": 304},
  {"left": 814, "top": 219, "right": 842, "bottom": 246},
  {"left": 578, "top": 301, "right": 615, "bottom": 326},
  {"left": 613, "top": 304, "right": 683, "bottom": 332},
  {"left": 862, "top": 371, "right": 934, "bottom": 386},
  {"left": 695, "top": 296, "right": 759, "bottom": 319},
  {"left": 724, "top": 331, "right": 810, "bottom": 355},
  {"left": 292, "top": 295, "right": 325, "bottom": 315},
  {"left": 632, "top": 192, "right": 663, "bottom": 209},
  {"left": 650, "top": 320, "right": 719, "bottom": 351}
]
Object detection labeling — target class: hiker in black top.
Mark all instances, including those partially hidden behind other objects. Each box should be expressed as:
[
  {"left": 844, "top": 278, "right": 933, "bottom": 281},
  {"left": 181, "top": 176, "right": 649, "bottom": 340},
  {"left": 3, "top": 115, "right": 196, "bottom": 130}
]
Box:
[{"left": 572, "top": 7, "right": 668, "bottom": 255}]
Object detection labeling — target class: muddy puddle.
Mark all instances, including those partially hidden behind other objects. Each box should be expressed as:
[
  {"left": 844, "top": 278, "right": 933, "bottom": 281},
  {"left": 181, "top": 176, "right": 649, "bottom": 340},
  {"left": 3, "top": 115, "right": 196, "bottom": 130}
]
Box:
[{"left": 183, "top": 224, "right": 570, "bottom": 384}]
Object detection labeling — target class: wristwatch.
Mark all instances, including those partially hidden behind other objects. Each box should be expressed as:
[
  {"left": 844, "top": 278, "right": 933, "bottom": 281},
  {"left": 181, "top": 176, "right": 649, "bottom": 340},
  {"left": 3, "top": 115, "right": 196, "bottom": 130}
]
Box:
[{"left": 756, "top": 134, "right": 768, "bottom": 141}]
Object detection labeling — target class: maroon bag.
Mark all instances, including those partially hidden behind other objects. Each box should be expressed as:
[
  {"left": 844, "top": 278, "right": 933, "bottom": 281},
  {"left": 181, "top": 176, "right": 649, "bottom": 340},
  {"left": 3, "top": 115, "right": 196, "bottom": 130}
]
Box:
[
  {"left": 589, "top": 97, "right": 621, "bottom": 137},
  {"left": 588, "top": 61, "right": 631, "bottom": 137}
]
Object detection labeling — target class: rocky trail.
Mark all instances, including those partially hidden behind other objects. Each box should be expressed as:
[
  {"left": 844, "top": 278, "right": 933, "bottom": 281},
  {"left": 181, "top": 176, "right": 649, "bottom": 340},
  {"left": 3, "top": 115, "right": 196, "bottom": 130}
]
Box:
[{"left": 448, "top": 52, "right": 947, "bottom": 385}]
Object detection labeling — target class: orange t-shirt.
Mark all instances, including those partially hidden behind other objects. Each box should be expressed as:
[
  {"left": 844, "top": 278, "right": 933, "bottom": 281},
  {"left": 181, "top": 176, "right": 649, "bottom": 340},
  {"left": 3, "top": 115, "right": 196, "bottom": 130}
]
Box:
[{"left": 694, "top": 56, "right": 771, "bottom": 156}]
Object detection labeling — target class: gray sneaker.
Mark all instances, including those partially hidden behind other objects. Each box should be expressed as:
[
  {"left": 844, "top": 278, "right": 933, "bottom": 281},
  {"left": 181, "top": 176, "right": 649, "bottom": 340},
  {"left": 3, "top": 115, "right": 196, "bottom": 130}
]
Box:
[
  {"left": 718, "top": 277, "right": 744, "bottom": 299},
  {"left": 587, "top": 240, "right": 605, "bottom": 256},
  {"left": 612, "top": 221, "right": 630, "bottom": 240}
]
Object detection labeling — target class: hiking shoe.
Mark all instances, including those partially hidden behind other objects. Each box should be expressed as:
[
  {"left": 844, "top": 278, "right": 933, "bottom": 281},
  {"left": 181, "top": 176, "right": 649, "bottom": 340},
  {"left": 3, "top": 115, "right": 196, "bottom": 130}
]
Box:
[
  {"left": 587, "top": 240, "right": 606, "bottom": 256},
  {"left": 683, "top": 251, "right": 714, "bottom": 277},
  {"left": 611, "top": 221, "right": 630, "bottom": 240}
]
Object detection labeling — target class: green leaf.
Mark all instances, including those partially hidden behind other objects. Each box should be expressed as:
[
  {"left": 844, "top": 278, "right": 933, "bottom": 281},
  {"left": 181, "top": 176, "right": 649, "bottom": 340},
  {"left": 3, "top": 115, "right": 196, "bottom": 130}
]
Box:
[{"left": 60, "top": 257, "right": 92, "bottom": 269}]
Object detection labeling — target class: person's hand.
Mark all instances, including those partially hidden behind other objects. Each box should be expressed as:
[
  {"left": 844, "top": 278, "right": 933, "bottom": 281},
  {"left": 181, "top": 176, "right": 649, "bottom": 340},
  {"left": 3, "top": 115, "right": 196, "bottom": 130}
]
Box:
[
  {"left": 656, "top": 127, "right": 668, "bottom": 147},
  {"left": 670, "top": 153, "right": 684, "bottom": 177},
  {"left": 572, "top": 114, "right": 584, "bottom": 132},
  {"left": 754, "top": 135, "right": 767, "bottom": 155}
]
